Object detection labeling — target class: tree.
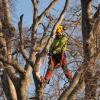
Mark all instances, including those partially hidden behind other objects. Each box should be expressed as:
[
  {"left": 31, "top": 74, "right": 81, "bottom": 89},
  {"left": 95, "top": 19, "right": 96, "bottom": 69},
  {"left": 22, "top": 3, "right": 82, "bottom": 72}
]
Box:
[
  {"left": 0, "top": 0, "right": 100, "bottom": 100},
  {"left": 81, "top": 0, "right": 100, "bottom": 99}
]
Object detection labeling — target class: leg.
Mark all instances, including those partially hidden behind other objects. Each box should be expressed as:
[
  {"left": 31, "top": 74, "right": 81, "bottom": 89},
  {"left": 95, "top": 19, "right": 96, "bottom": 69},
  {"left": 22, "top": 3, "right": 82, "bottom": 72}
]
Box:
[
  {"left": 61, "top": 53, "right": 73, "bottom": 80},
  {"left": 34, "top": 57, "right": 54, "bottom": 95},
  {"left": 62, "top": 66, "right": 73, "bottom": 80},
  {"left": 45, "top": 57, "right": 55, "bottom": 82}
]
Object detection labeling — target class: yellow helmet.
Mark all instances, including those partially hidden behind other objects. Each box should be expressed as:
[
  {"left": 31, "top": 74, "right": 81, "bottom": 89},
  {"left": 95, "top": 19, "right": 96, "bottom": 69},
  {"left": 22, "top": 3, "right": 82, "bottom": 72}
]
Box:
[{"left": 56, "top": 25, "right": 63, "bottom": 34}]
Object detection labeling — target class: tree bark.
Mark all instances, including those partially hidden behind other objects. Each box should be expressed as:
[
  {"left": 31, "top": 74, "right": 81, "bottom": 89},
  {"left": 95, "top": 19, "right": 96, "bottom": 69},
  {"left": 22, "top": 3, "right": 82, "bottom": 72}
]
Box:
[
  {"left": 2, "top": 73, "right": 17, "bottom": 100},
  {"left": 58, "top": 70, "right": 82, "bottom": 100},
  {"left": 1, "top": 0, "right": 18, "bottom": 99},
  {"left": 67, "top": 76, "right": 85, "bottom": 100},
  {"left": 81, "top": 0, "right": 97, "bottom": 99},
  {"left": 18, "top": 75, "right": 28, "bottom": 100}
]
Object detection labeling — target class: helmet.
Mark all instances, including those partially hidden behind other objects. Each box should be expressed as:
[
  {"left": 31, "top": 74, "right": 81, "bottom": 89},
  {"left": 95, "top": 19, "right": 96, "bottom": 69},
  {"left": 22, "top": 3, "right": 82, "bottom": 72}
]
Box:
[{"left": 56, "top": 25, "right": 63, "bottom": 34}]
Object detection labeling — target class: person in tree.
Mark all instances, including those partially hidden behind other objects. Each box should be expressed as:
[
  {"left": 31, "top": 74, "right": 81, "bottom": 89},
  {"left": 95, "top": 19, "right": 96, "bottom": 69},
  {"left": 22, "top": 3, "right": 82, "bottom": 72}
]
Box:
[{"left": 42, "top": 25, "right": 73, "bottom": 84}]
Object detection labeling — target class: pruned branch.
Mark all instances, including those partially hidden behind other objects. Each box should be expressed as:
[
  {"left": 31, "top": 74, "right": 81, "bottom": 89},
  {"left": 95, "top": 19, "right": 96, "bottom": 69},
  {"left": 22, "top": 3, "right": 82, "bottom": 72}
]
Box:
[{"left": 18, "top": 14, "right": 29, "bottom": 63}]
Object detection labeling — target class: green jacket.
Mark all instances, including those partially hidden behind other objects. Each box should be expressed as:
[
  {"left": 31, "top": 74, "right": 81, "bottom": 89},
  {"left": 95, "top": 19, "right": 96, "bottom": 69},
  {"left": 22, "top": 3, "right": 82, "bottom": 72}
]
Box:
[{"left": 49, "top": 35, "right": 68, "bottom": 54}]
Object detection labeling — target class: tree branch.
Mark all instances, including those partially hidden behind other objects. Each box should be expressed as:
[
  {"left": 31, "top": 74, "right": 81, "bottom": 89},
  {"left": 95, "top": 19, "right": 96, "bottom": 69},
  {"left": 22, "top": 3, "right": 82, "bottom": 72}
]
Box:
[
  {"left": 38, "top": 0, "right": 59, "bottom": 23},
  {"left": 0, "top": 55, "right": 25, "bottom": 74},
  {"left": 18, "top": 14, "right": 30, "bottom": 64},
  {"left": 58, "top": 67, "right": 83, "bottom": 100},
  {"left": 67, "top": 76, "right": 85, "bottom": 99},
  {"left": 2, "top": 73, "right": 17, "bottom": 100},
  {"left": 31, "top": 0, "right": 38, "bottom": 23}
]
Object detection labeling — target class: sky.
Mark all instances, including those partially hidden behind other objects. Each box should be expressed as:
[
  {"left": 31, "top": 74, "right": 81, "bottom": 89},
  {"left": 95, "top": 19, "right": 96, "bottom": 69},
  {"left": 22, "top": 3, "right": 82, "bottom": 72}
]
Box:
[
  {"left": 13, "top": 0, "right": 99, "bottom": 28},
  {"left": 13, "top": 0, "right": 74, "bottom": 27},
  {"left": 13, "top": 0, "right": 33, "bottom": 27}
]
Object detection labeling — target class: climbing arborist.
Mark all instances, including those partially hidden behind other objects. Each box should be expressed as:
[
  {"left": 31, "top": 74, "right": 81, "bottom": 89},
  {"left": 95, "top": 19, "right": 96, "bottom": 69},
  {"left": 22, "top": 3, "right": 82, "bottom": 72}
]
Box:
[{"left": 42, "top": 25, "right": 73, "bottom": 85}]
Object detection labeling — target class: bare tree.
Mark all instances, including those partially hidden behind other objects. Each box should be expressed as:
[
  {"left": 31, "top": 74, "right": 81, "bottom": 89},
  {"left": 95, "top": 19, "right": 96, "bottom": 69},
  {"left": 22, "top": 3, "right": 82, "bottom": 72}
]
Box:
[
  {"left": 81, "top": 0, "right": 100, "bottom": 99},
  {"left": 0, "top": 0, "right": 100, "bottom": 100}
]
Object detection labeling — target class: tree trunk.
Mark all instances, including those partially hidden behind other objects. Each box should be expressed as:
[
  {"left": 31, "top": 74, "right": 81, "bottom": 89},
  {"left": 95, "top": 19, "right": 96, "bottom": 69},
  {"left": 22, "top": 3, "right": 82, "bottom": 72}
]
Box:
[
  {"left": 2, "top": 73, "right": 17, "bottom": 100},
  {"left": 2, "top": 0, "right": 11, "bottom": 24},
  {"left": 18, "top": 76, "right": 28, "bottom": 100},
  {"left": 0, "top": 0, "right": 4, "bottom": 20},
  {"left": 2, "top": 0, "right": 12, "bottom": 60},
  {"left": 18, "top": 71, "right": 32, "bottom": 100},
  {"left": 67, "top": 76, "right": 85, "bottom": 100},
  {"left": 81, "top": 0, "right": 97, "bottom": 99},
  {"left": 1, "top": 0, "right": 18, "bottom": 99},
  {"left": 18, "top": 63, "right": 32, "bottom": 100}
]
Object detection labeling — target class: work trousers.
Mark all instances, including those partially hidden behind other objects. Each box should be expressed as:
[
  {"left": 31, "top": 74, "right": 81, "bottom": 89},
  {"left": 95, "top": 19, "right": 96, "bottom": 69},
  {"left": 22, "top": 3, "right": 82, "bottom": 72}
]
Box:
[{"left": 45, "top": 53, "right": 73, "bottom": 81}]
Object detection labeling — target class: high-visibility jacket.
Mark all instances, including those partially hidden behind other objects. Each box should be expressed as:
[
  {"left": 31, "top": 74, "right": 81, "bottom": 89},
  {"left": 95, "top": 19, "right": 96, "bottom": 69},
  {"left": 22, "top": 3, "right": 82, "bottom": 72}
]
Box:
[{"left": 49, "top": 34, "right": 68, "bottom": 54}]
